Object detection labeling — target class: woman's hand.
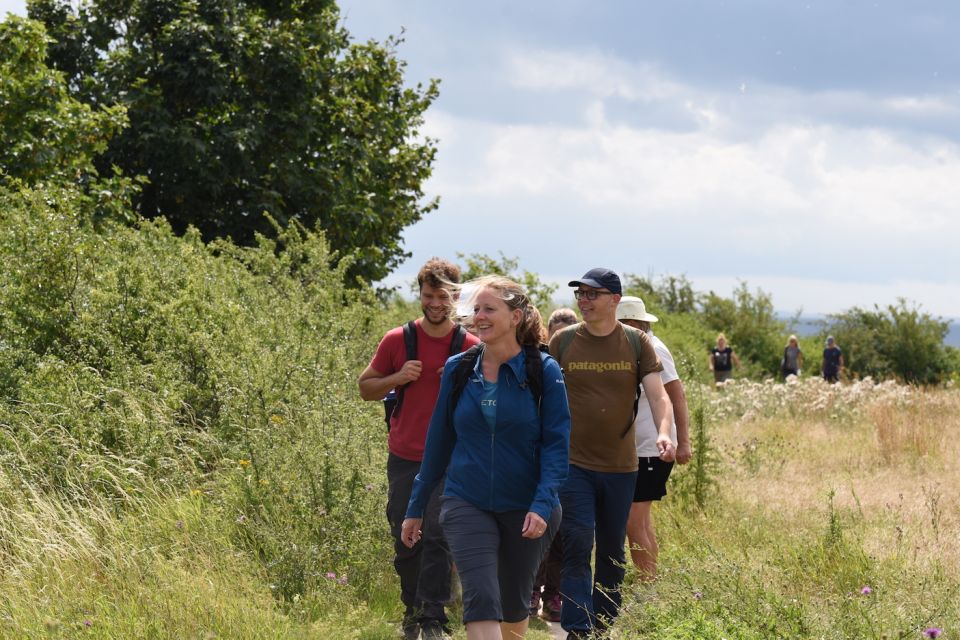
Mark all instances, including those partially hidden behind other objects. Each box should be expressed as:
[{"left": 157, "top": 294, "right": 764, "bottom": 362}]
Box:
[
  {"left": 400, "top": 518, "right": 423, "bottom": 548},
  {"left": 521, "top": 512, "right": 548, "bottom": 539}
]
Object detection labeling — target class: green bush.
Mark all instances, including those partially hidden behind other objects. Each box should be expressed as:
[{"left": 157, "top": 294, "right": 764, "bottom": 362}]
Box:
[
  {"left": 824, "top": 301, "right": 953, "bottom": 384},
  {"left": 0, "top": 181, "right": 396, "bottom": 609}
]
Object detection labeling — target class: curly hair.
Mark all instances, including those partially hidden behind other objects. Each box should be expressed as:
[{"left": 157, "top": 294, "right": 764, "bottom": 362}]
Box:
[{"left": 417, "top": 257, "right": 461, "bottom": 291}]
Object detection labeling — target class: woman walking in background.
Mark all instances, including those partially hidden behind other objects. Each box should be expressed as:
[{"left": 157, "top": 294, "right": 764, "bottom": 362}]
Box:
[
  {"left": 402, "top": 276, "right": 571, "bottom": 640},
  {"left": 781, "top": 335, "right": 804, "bottom": 380},
  {"left": 708, "top": 333, "right": 740, "bottom": 385}
]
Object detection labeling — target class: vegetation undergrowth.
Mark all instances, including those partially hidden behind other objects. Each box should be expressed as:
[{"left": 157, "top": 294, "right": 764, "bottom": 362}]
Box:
[
  {"left": 0, "top": 182, "right": 412, "bottom": 637},
  {"left": 1, "top": 188, "right": 958, "bottom": 638},
  {"left": 617, "top": 384, "right": 960, "bottom": 640}
]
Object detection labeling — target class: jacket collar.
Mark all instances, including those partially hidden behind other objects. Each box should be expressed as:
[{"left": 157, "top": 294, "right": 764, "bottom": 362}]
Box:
[{"left": 472, "top": 344, "right": 528, "bottom": 384}]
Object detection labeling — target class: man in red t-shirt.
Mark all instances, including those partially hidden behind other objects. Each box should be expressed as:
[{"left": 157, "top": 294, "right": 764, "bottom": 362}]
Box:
[{"left": 358, "top": 257, "right": 479, "bottom": 640}]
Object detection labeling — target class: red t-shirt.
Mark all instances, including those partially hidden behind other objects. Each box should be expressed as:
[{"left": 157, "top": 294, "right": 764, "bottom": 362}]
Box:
[{"left": 370, "top": 320, "right": 479, "bottom": 461}]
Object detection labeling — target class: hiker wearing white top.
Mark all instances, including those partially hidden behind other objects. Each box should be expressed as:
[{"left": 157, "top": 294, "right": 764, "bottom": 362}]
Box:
[{"left": 617, "top": 295, "right": 691, "bottom": 582}]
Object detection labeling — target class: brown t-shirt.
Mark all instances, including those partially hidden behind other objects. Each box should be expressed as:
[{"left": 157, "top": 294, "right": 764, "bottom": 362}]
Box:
[{"left": 549, "top": 323, "right": 662, "bottom": 473}]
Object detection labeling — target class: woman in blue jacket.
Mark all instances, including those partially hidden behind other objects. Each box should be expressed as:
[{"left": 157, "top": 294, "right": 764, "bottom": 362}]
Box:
[{"left": 402, "top": 275, "right": 571, "bottom": 640}]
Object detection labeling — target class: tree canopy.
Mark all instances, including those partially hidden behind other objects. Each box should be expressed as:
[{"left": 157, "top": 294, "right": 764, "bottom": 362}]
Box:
[
  {"left": 28, "top": 0, "right": 439, "bottom": 283},
  {"left": 0, "top": 16, "right": 126, "bottom": 186},
  {"left": 824, "top": 300, "right": 953, "bottom": 384}
]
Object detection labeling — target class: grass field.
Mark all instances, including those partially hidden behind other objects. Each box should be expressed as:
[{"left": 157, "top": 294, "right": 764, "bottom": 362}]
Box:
[
  {"left": 1, "top": 376, "right": 957, "bottom": 639},
  {"left": 615, "top": 378, "right": 959, "bottom": 639}
]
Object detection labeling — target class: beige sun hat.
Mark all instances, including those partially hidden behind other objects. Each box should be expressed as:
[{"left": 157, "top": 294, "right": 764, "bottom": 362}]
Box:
[{"left": 616, "top": 295, "right": 659, "bottom": 323}]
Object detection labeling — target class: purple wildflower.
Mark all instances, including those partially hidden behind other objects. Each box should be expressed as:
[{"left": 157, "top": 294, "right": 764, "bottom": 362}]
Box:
[
  {"left": 924, "top": 628, "right": 942, "bottom": 639},
  {"left": 693, "top": 591, "right": 703, "bottom": 600},
  {"left": 83, "top": 620, "right": 92, "bottom": 628},
  {"left": 325, "top": 571, "right": 337, "bottom": 580},
  {"left": 860, "top": 586, "right": 872, "bottom": 595},
  {"left": 338, "top": 574, "right": 348, "bottom": 585}
]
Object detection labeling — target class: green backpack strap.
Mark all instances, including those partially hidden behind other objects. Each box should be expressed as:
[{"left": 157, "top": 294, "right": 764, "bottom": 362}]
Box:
[{"left": 553, "top": 322, "right": 581, "bottom": 368}]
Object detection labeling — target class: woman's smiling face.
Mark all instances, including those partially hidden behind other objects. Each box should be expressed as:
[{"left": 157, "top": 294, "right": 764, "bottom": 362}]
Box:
[{"left": 472, "top": 287, "right": 521, "bottom": 345}]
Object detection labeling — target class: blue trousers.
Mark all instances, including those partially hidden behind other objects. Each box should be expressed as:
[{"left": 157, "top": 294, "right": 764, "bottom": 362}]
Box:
[{"left": 559, "top": 464, "right": 637, "bottom": 633}]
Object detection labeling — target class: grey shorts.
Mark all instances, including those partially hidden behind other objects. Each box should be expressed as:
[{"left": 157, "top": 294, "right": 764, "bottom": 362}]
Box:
[{"left": 439, "top": 496, "right": 561, "bottom": 623}]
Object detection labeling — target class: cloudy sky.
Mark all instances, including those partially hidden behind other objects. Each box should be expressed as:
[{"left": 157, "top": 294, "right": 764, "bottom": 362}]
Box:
[{"left": 4, "top": 1, "right": 959, "bottom": 318}]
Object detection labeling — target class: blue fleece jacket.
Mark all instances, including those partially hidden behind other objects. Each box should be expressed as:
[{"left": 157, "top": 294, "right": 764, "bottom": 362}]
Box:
[{"left": 406, "top": 346, "right": 571, "bottom": 521}]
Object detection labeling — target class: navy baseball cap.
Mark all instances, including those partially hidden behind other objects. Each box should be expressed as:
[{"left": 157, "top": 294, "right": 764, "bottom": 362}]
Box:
[{"left": 568, "top": 268, "right": 622, "bottom": 295}]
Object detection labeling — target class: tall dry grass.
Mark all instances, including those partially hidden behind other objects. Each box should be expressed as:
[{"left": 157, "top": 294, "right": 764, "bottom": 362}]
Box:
[{"left": 618, "top": 381, "right": 960, "bottom": 639}]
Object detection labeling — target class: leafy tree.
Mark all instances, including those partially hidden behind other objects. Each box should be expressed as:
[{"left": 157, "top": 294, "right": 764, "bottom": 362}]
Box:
[
  {"left": 28, "top": 0, "right": 439, "bottom": 283},
  {"left": 621, "top": 273, "right": 714, "bottom": 384},
  {"left": 0, "top": 16, "right": 126, "bottom": 186},
  {"left": 824, "top": 300, "right": 952, "bottom": 384},
  {"left": 623, "top": 273, "right": 698, "bottom": 315},
  {"left": 700, "top": 282, "right": 786, "bottom": 378},
  {"left": 457, "top": 251, "right": 558, "bottom": 314}
]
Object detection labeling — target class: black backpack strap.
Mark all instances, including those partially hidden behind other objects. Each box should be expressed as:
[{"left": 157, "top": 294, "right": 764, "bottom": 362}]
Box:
[
  {"left": 391, "top": 320, "right": 420, "bottom": 418},
  {"left": 403, "top": 320, "right": 418, "bottom": 360},
  {"left": 449, "top": 324, "right": 467, "bottom": 356},
  {"left": 518, "top": 344, "right": 545, "bottom": 415},
  {"left": 448, "top": 344, "right": 484, "bottom": 422},
  {"left": 620, "top": 326, "right": 646, "bottom": 439}
]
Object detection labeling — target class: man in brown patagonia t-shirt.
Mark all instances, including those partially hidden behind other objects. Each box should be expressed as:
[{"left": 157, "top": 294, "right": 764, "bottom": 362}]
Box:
[{"left": 549, "top": 268, "right": 675, "bottom": 639}]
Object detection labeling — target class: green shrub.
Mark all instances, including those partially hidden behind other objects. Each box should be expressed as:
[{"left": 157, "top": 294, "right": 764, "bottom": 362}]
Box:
[{"left": 0, "top": 181, "right": 397, "bottom": 610}]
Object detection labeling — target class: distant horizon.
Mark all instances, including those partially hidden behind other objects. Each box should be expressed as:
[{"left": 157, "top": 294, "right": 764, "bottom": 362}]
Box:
[
  {"left": 380, "top": 270, "right": 960, "bottom": 347},
  {"left": 380, "top": 270, "right": 960, "bottom": 320}
]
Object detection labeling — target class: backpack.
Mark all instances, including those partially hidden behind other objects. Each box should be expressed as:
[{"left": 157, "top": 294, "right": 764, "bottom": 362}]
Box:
[
  {"left": 383, "top": 321, "right": 467, "bottom": 431},
  {"left": 447, "top": 343, "right": 547, "bottom": 424},
  {"left": 553, "top": 322, "right": 647, "bottom": 438}
]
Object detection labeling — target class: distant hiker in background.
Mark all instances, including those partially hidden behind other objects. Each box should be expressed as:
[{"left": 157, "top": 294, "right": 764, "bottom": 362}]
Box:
[
  {"left": 617, "top": 296, "right": 691, "bottom": 582},
  {"left": 529, "top": 307, "right": 580, "bottom": 623},
  {"left": 357, "top": 258, "right": 480, "bottom": 640},
  {"left": 708, "top": 333, "right": 740, "bottom": 385},
  {"left": 781, "top": 335, "right": 804, "bottom": 380},
  {"left": 546, "top": 308, "right": 579, "bottom": 337},
  {"left": 821, "top": 335, "right": 844, "bottom": 383},
  {"left": 402, "top": 276, "right": 570, "bottom": 640}
]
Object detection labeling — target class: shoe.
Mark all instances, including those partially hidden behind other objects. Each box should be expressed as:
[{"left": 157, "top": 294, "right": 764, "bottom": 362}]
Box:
[
  {"left": 528, "top": 589, "right": 542, "bottom": 616},
  {"left": 541, "top": 594, "right": 561, "bottom": 622},
  {"left": 565, "top": 632, "right": 590, "bottom": 640},
  {"left": 401, "top": 618, "right": 419, "bottom": 640},
  {"left": 420, "top": 621, "right": 451, "bottom": 640}
]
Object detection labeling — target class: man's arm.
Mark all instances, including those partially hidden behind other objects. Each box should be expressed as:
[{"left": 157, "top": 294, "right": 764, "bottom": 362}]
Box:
[
  {"left": 641, "top": 371, "right": 675, "bottom": 461},
  {"left": 664, "top": 379, "right": 691, "bottom": 464},
  {"left": 357, "top": 361, "right": 422, "bottom": 401}
]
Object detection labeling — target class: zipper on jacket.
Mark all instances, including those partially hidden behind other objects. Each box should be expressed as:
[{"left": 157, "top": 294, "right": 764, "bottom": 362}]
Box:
[
  {"left": 489, "top": 429, "right": 495, "bottom": 510},
  {"left": 488, "top": 368, "right": 499, "bottom": 510}
]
